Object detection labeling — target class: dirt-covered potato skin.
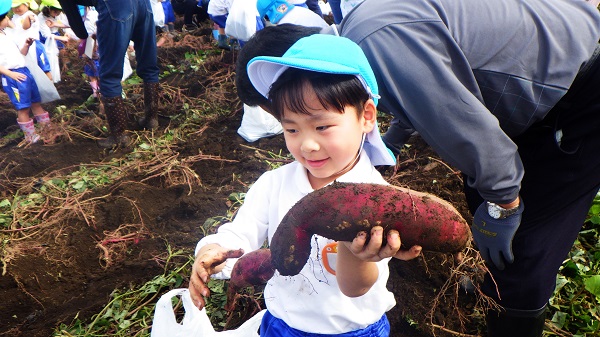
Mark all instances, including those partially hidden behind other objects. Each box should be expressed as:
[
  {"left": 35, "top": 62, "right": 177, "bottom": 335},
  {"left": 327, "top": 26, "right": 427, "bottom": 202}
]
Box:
[{"left": 270, "top": 182, "right": 470, "bottom": 276}]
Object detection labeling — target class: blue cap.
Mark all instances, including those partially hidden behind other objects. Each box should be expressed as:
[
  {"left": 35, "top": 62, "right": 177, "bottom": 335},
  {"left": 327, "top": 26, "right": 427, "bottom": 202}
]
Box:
[
  {"left": 257, "top": 0, "right": 295, "bottom": 24},
  {"left": 247, "top": 34, "right": 395, "bottom": 166},
  {"left": 247, "top": 34, "right": 380, "bottom": 105},
  {"left": 0, "top": 0, "right": 11, "bottom": 15}
]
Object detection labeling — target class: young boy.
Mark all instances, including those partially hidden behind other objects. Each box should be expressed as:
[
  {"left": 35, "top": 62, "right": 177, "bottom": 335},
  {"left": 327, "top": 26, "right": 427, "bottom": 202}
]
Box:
[
  {"left": 207, "top": 0, "right": 234, "bottom": 50},
  {"left": 189, "top": 34, "right": 422, "bottom": 336},
  {"left": 0, "top": 0, "right": 52, "bottom": 144}
]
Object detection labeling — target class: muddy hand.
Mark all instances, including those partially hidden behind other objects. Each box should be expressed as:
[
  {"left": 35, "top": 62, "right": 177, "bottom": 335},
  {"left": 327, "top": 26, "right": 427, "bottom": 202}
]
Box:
[
  {"left": 345, "top": 227, "right": 421, "bottom": 262},
  {"left": 387, "top": 228, "right": 421, "bottom": 261},
  {"left": 189, "top": 245, "right": 244, "bottom": 309},
  {"left": 346, "top": 226, "right": 408, "bottom": 262}
]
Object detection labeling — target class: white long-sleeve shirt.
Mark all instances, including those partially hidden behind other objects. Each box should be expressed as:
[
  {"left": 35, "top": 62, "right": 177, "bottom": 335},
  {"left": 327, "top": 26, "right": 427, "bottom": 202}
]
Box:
[
  {"left": 0, "top": 33, "right": 26, "bottom": 70},
  {"left": 196, "top": 154, "right": 395, "bottom": 334},
  {"left": 11, "top": 11, "right": 40, "bottom": 42},
  {"left": 38, "top": 12, "right": 78, "bottom": 41},
  {"left": 207, "top": 0, "right": 234, "bottom": 16}
]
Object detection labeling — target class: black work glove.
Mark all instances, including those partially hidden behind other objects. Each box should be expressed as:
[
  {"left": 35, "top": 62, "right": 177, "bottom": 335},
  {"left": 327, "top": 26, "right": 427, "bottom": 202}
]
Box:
[{"left": 471, "top": 201, "right": 524, "bottom": 270}]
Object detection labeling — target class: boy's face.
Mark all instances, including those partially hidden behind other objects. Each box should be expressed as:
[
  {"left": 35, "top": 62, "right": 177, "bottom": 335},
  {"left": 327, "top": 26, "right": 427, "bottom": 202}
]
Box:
[
  {"left": 12, "top": 4, "right": 28, "bottom": 15},
  {"left": 281, "top": 83, "right": 375, "bottom": 189},
  {"left": 49, "top": 8, "right": 62, "bottom": 17}
]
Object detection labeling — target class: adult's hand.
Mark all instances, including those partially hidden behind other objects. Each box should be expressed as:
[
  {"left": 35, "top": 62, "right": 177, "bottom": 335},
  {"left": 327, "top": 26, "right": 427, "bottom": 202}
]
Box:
[{"left": 472, "top": 201, "right": 524, "bottom": 270}]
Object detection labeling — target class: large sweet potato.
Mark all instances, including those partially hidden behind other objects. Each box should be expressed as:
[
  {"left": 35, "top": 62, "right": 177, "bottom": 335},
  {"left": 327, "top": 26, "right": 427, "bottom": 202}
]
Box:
[{"left": 270, "top": 182, "right": 470, "bottom": 276}]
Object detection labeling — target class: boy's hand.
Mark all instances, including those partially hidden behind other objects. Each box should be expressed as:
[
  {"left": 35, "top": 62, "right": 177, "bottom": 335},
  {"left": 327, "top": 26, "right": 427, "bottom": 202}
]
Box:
[
  {"left": 9, "top": 71, "right": 27, "bottom": 82},
  {"left": 343, "top": 226, "right": 421, "bottom": 262},
  {"left": 189, "top": 244, "right": 244, "bottom": 309},
  {"left": 25, "top": 37, "right": 35, "bottom": 46}
]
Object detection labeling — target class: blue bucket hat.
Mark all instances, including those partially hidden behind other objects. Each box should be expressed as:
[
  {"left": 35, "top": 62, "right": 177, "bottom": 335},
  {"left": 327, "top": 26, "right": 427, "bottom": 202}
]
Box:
[
  {"left": 247, "top": 34, "right": 395, "bottom": 166},
  {"left": 0, "top": 0, "right": 11, "bottom": 15},
  {"left": 257, "top": 0, "right": 295, "bottom": 24}
]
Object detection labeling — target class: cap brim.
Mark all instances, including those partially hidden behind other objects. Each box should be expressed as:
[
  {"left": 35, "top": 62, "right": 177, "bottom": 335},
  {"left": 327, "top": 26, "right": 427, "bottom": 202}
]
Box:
[{"left": 248, "top": 56, "right": 360, "bottom": 98}]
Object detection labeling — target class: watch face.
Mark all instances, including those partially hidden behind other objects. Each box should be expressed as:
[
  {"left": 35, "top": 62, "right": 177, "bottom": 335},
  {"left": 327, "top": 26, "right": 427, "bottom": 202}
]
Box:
[{"left": 487, "top": 203, "right": 502, "bottom": 219}]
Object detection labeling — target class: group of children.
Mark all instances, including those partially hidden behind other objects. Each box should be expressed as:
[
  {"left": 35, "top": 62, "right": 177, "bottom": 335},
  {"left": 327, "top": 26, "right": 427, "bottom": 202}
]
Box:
[
  {"left": 10, "top": 0, "right": 77, "bottom": 83},
  {"left": 203, "top": 0, "right": 330, "bottom": 51},
  {"left": 0, "top": 0, "right": 140, "bottom": 145},
  {"left": 0, "top": 0, "right": 70, "bottom": 144},
  {"left": 1, "top": 0, "right": 106, "bottom": 145}
]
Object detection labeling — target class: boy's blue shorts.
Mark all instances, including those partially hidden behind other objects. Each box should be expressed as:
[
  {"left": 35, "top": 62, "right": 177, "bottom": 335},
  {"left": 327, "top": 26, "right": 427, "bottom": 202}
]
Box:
[
  {"left": 209, "top": 14, "right": 228, "bottom": 29},
  {"left": 260, "top": 310, "right": 390, "bottom": 337},
  {"left": 1, "top": 67, "right": 41, "bottom": 110},
  {"left": 162, "top": 0, "right": 176, "bottom": 24},
  {"left": 35, "top": 40, "right": 51, "bottom": 73}
]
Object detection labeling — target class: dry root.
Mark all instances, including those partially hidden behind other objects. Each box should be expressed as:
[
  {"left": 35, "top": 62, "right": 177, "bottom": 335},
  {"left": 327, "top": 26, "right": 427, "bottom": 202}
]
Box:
[
  {"left": 425, "top": 245, "right": 500, "bottom": 336},
  {"left": 96, "top": 223, "right": 150, "bottom": 269}
]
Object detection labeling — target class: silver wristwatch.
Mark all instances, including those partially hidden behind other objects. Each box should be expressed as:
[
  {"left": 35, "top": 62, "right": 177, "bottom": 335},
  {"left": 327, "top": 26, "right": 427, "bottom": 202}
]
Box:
[{"left": 486, "top": 201, "right": 520, "bottom": 219}]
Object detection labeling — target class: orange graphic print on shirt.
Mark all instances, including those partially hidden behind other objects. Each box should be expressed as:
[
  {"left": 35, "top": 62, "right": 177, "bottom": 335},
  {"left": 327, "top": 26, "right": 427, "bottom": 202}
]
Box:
[{"left": 322, "top": 242, "right": 338, "bottom": 275}]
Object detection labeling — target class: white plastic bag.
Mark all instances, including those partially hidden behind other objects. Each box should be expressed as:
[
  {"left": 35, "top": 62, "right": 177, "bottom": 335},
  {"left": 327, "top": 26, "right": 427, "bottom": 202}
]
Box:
[
  {"left": 43, "top": 36, "right": 61, "bottom": 83},
  {"left": 150, "top": 0, "right": 166, "bottom": 28},
  {"left": 237, "top": 104, "right": 283, "bottom": 142},
  {"left": 122, "top": 53, "right": 133, "bottom": 81},
  {"left": 225, "top": 0, "right": 259, "bottom": 41},
  {"left": 150, "top": 288, "right": 265, "bottom": 337},
  {"left": 24, "top": 47, "right": 61, "bottom": 103}
]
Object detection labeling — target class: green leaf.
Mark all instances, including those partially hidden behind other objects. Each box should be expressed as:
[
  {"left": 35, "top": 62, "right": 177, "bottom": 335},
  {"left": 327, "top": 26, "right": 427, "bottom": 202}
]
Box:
[
  {"left": 28, "top": 193, "right": 43, "bottom": 200},
  {"left": 72, "top": 180, "right": 86, "bottom": 191},
  {"left": 138, "top": 143, "right": 151, "bottom": 150},
  {"left": 50, "top": 178, "right": 66, "bottom": 188},
  {"left": 555, "top": 275, "right": 569, "bottom": 293},
  {"left": 562, "top": 260, "right": 581, "bottom": 277},
  {"left": 0, "top": 199, "right": 11, "bottom": 208},
  {"left": 551, "top": 311, "right": 567, "bottom": 329},
  {"left": 584, "top": 275, "right": 600, "bottom": 297}
]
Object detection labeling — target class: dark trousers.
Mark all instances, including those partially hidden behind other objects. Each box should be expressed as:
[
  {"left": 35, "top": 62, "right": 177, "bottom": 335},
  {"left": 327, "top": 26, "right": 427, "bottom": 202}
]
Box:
[
  {"left": 96, "top": 0, "right": 159, "bottom": 97},
  {"left": 328, "top": 0, "right": 343, "bottom": 23},
  {"left": 305, "top": 0, "right": 323, "bottom": 17},
  {"left": 464, "top": 46, "right": 600, "bottom": 311},
  {"left": 172, "top": 0, "right": 209, "bottom": 26}
]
